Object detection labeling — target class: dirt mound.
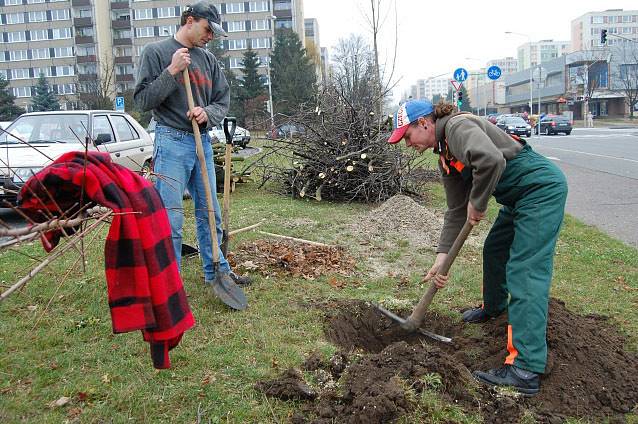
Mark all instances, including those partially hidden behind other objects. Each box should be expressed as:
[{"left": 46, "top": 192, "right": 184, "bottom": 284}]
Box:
[
  {"left": 230, "top": 239, "right": 356, "bottom": 280},
  {"left": 254, "top": 368, "right": 316, "bottom": 401},
  {"left": 350, "top": 194, "right": 444, "bottom": 250},
  {"left": 258, "top": 299, "right": 638, "bottom": 423}
]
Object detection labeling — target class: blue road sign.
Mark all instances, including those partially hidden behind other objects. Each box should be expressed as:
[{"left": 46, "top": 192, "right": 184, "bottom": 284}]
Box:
[
  {"left": 115, "top": 96, "right": 125, "bottom": 111},
  {"left": 453, "top": 67, "right": 468, "bottom": 82},
  {"left": 487, "top": 65, "right": 502, "bottom": 80}
]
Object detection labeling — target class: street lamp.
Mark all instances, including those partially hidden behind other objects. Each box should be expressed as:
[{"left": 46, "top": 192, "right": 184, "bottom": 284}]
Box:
[
  {"left": 505, "top": 31, "right": 533, "bottom": 114},
  {"left": 266, "top": 8, "right": 276, "bottom": 135}
]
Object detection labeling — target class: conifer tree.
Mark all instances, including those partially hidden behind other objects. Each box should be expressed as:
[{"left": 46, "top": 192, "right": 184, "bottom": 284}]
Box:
[{"left": 31, "top": 73, "right": 60, "bottom": 112}]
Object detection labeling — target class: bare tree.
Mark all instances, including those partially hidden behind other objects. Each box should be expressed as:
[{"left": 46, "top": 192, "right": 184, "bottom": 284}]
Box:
[
  {"left": 76, "top": 58, "right": 117, "bottom": 110},
  {"left": 610, "top": 43, "right": 638, "bottom": 119}
]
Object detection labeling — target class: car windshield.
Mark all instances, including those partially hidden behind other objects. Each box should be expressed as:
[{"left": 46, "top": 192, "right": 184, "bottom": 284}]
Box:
[
  {"left": 0, "top": 114, "right": 89, "bottom": 145},
  {"left": 504, "top": 117, "right": 527, "bottom": 125}
]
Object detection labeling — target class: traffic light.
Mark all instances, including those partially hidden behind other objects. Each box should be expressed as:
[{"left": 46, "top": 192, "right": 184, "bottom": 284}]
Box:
[
  {"left": 457, "top": 91, "right": 463, "bottom": 108},
  {"left": 601, "top": 29, "right": 608, "bottom": 44}
]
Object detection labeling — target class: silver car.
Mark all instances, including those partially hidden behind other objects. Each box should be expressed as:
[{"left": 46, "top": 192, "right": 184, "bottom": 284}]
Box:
[{"left": 0, "top": 110, "right": 153, "bottom": 205}]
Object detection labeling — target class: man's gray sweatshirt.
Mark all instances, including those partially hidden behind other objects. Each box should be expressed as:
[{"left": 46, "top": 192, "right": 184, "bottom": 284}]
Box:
[{"left": 134, "top": 37, "right": 229, "bottom": 133}]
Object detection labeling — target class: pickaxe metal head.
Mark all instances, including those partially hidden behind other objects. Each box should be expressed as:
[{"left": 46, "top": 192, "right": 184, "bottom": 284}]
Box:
[{"left": 374, "top": 303, "right": 452, "bottom": 343}]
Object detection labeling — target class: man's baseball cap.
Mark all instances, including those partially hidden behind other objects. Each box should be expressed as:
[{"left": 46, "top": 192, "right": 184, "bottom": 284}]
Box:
[
  {"left": 387, "top": 100, "right": 434, "bottom": 144},
  {"left": 186, "top": 1, "right": 228, "bottom": 37}
]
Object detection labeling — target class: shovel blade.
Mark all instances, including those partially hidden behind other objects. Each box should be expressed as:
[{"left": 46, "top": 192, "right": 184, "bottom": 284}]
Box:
[
  {"left": 373, "top": 303, "right": 452, "bottom": 344},
  {"left": 211, "top": 273, "right": 248, "bottom": 310}
]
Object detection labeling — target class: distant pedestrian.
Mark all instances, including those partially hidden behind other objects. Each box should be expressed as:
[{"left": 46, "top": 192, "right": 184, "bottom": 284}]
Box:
[
  {"left": 388, "top": 100, "right": 568, "bottom": 396},
  {"left": 587, "top": 111, "right": 594, "bottom": 128}
]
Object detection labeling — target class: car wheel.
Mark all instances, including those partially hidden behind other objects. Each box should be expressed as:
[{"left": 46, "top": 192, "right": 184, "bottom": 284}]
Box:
[
  {"left": 526, "top": 132, "right": 531, "bottom": 138},
  {"left": 565, "top": 131, "right": 571, "bottom": 135}
]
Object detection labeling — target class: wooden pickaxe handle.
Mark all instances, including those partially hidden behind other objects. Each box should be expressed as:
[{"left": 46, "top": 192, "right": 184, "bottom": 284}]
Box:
[{"left": 402, "top": 220, "right": 474, "bottom": 331}]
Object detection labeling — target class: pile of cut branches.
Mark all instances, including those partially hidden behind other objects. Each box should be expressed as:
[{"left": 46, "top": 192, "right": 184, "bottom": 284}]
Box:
[{"left": 249, "top": 85, "right": 431, "bottom": 203}]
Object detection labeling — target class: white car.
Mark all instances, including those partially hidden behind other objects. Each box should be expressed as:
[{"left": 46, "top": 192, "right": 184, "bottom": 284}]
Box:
[
  {"left": 0, "top": 121, "right": 12, "bottom": 130},
  {"left": 0, "top": 110, "right": 153, "bottom": 205}
]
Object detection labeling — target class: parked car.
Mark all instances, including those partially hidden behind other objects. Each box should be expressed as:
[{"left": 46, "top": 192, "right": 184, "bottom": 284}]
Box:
[
  {"left": 147, "top": 118, "right": 251, "bottom": 148},
  {"left": 0, "top": 110, "right": 153, "bottom": 205},
  {"left": 495, "top": 116, "right": 532, "bottom": 137},
  {"left": 271, "top": 123, "right": 306, "bottom": 139},
  {"left": 537, "top": 115, "right": 572, "bottom": 135}
]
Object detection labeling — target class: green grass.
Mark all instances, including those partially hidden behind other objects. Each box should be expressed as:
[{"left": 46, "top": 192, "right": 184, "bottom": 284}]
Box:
[{"left": 1, "top": 160, "right": 637, "bottom": 422}]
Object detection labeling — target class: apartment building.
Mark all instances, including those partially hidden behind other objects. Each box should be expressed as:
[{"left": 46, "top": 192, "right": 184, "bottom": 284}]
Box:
[
  {"left": 303, "top": 17, "right": 322, "bottom": 83},
  {"left": 571, "top": 9, "right": 638, "bottom": 51},
  {"left": 0, "top": 0, "right": 305, "bottom": 111},
  {"left": 517, "top": 40, "right": 570, "bottom": 71},
  {"left": 408, "top": 76, "right": 449, "bottom": 101}
]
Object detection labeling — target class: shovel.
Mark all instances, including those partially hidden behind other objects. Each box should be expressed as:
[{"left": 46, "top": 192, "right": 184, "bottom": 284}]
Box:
[
  {"left": 375, "top": 220, "right": 474, "bottom": 341},
  {"left": 220, "top": 117, "right": 236, "bottom": 258},
  {"left": 182, "top": 68, "right": 247, "bottom": 311}
]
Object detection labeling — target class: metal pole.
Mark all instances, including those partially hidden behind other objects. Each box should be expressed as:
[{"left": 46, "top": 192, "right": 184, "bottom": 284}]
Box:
[
  {"left": 266, "top": 57, "right": 274, "bottom": 132},
  {"left": 537, "top": 66, "right": 541, "bottom": 138}
]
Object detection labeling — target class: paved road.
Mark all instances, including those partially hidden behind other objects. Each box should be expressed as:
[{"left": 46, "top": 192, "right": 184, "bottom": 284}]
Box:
[{"left": 527, "top": 127, "right": 638, "bottom": 248}]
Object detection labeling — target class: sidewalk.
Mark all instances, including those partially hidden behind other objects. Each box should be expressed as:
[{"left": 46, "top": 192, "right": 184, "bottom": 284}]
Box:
[{"left": 573, "top": 117, "right": 638, "bottom": 129}]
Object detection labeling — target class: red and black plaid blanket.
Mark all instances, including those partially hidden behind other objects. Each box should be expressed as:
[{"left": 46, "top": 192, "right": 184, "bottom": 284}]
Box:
[{"left": 18, "top": 151, "right": 195, "bottom": 369}]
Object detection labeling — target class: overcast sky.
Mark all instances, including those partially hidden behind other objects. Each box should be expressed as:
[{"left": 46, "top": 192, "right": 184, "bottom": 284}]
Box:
[{"left": 303, "top": 0, "right": 638, "bottom": 101}]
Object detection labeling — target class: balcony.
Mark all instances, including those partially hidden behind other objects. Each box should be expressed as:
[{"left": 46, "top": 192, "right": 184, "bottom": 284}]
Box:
[
  {"left": 112, "top": 19, "right": 131, "bottom": 29},
  {"left": 114, "top": 56, "right": 133, "bottom": 64},
  {"left": 77, "top": 55, "right": 97, "bottom": 64},
  {"left": 110, "top": 1, "right": 129, "bottom": 10},
  {"left": 116, "top": 74, "right": 135, "bottom": 82},
  {"left": 78, "top": 73, "right": 98, "bottom": 82},
  {"left": 72, "top": 0, "right": 90, "bottom": 6},
  {"left": 274, "top": 10, "right": 293, "bottom": 19},
  {"left": 112, "top": 38, "right": 132, "bottom": 46},
  {"left": 73, "top": 17, "right": 92, "bottom": 27},
  {"left": 75, "top": 35, "right": 94, "bottom": 45}
]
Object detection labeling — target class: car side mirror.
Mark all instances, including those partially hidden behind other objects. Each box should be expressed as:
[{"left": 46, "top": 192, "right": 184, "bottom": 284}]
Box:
[{"left": 94, "top": 133, "right": 112, "bottom": 145}]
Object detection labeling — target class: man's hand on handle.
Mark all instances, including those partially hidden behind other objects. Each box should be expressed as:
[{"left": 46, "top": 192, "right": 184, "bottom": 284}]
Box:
[
  {"left": 467, "top": 202, "right": 485, "bottom": 226},
  {"left": 424, "top": 252, "right": 450, "bottom": 289},
  {"left": 168, "top": 48, "right": 191, "bottom": 76},
  {"left": 187, "top": 107, "right": 208, "bottom": 125}
]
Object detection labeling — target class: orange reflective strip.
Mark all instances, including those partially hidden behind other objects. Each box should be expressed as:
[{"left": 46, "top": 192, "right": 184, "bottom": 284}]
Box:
[
  {"left": 450, "top": 160, "right": 465, "bottom": 173},
  {"left": 505, "top": 324, "right": 519, "bottom": 365}
]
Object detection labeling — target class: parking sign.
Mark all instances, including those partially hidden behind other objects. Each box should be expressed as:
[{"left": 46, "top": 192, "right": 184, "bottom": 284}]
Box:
[{"left": 115, "top": 96, "right": 125, "bottom": 111}]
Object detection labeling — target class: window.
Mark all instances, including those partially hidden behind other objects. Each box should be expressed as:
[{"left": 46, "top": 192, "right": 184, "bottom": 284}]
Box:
[
  {"left": 157, "top": 7, "right": 177, "bottom": 18},
  {"left": 9, "top": 50, "right": 28, "bottom": 61},
  {"left": 274, "top": 0, "right": 292, "bottom": 11},
  {"left": 113, "top": 46, "right": 131, "bottom": 57},
  {"left": 113, "top": 29, "right": 132, "bottom": 39},
  {"left": 11, "top": 68, "right": 30, "bottom": 79},
  {"left": 592, "top": 16, "right": 604, "bottom": 24},
  {"left": 135, "top": 27, "right": 155, "bottom": 38},
  {"left": 251, "top": 38, "right": 270, "bottom": 49},
  {"left": 75, "top": 26, "right": 94, "bottom": 37},
  {"left": 7, "top": 31, "right": 26, "bottom": 43},
  {"left": 226, "top": 2, "right": 245, "bottom": 13},
  {"left": 92, "top": 116, "right": 115, "bottom": 142},
  {"left": 77, "top": 63, "right": 97, "bottom": 74},
  {"left": 27, "top": 0, "right": 45, "bottom": 3},
  {"left": 275, "top": 20, "right": 293, "bottom": 29},
  {"left": 249, "top": 1, "right": 269, "bottom": 12},
  {"left": 5, "top": 0, "right": 21, "bottom": 5},
  {"left": 116, "top": 64, "right": 134, "bottom": 75},
  {"left": 52, "top": 28, "right": 72, "bottom": 39},
  {"left": 6, "top": 13, "right": 25, "bottom": 24},
  {"left": 54, "top": 46, "right": 74, "bottom": 57},
  {"left": 77, "top": 46, "right": 96, "bottom": 56},
  {"left": 56, "top": 65, "right": 74, "bottom": 77},
  {"left": 28, "top": 11, "right": 46, "bottom": 22},
  {"left": 34, "top": 67, "right": 53, "bottom": 77},
  {"left": 134, "top": 9, "right": 153, "bottom": 20},
  {"left": 228, "top": 57, "right": 243, "bottom": 68},
  {"left": 623, "top": 27, "right": 632, "bottom": 34},
  {"left": 252, "top": 19, "right": 268, "bottom": 30},
  {"left": 32, "top": 48, "right": 50, "bottom": 59},
  {"left": 227, "top": 21, "right": 246, "bottom": 32},
  {"left": 622, "top": 15, "right": 632, "bottom": 23},
  {"left": 227, "top": 39, "right": 246, "bottom": 50},
  {"left": 13, "top": 86, "right": 32, "bottom": 98},
  {"left": 57, "top": 83, "right": 75, "bottom": 95},
  {"left": 159, "top": 25, "right": 177, "bottom": 36},
  {"left": 30, "top": 29, "right": 49, "bottom": 41},
  {"left": 111, "top": 115, "right": 139, "bottom": 141},
  {"left": 51, "top": 9, "right": 70, "bottom": 21}
]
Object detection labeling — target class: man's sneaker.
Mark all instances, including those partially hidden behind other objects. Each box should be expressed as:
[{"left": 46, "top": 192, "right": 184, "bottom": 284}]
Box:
[
  {"left": 461, "top": 307, "right": 504, "bottom": 323},
  {"left": 473, "top": 365, "right": 540, "bottom": 396},
  {"left": 229, "top": 271, "right": 252, "bottom": 286}
]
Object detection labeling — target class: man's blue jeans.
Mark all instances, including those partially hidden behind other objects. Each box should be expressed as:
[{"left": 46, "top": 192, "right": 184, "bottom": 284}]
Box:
[{"left": 153, "top": 125, "right": 230, "bottom": 281}]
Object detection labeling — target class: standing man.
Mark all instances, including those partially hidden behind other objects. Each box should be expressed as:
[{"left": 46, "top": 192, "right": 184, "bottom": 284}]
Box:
[{"left": 134, "top": 1, "right": 251, "bottom": 293}]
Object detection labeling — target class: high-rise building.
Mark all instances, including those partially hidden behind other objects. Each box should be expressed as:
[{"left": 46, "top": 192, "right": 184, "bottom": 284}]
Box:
[
  {"left": 304, "top": 17, "right": 322, "bottom": 83},
  {"left": 0, "top": 0, "right": 305, "bottom": 111},
  {"left": 516, "top": 40, "right": 570, "bottom": 71},
  {"left": 571, "top": 9, "right": 638, "bottom": 51},
  {"left": 409, "top": 76, "right": 449, "bottom": 101}
]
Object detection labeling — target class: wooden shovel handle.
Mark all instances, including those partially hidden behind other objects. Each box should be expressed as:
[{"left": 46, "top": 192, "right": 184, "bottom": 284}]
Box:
[
  {"left": 404, "top": 220, "right": 474, "bottom": 330},
  {"left": 182, "top": 68, "right": 221, "bottom": 264}
]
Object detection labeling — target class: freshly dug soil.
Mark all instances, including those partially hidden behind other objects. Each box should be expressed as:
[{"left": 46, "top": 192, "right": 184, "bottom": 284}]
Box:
[
  {"left": 229, "top": 239, "right": 356, "bottom": 280},
  {"left": 257, "top": 299, "right": 638, "bottom": 423},
  {"left": 254, "top": 368, "right": 317, "bottom": 401}
]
